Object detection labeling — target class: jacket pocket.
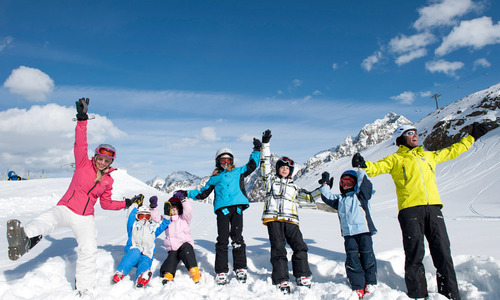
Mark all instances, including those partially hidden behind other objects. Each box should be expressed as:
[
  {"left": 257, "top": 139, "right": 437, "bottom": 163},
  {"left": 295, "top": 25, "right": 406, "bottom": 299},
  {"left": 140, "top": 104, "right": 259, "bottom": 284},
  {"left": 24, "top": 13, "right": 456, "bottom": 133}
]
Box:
[{"left": 67, "top": 190, "right": 75, "bottom": 203}]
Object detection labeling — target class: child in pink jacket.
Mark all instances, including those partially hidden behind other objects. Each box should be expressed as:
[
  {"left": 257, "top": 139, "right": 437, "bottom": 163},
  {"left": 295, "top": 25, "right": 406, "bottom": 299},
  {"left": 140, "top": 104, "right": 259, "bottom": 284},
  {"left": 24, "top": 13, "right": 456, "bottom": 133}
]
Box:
[{"left": 159, "top": 193, "right": 201, "bottom": 284}]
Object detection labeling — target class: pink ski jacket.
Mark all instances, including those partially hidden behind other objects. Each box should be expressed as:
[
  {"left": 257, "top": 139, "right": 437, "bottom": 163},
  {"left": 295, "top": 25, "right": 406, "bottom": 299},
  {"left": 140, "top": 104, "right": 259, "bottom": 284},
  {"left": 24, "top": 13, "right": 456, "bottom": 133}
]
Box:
[
  {"left": 163, "top": 199, "right": 194, "bottom": 252},
  {"left": 57, "top": 120, "right": 126, "bottom": 216}
]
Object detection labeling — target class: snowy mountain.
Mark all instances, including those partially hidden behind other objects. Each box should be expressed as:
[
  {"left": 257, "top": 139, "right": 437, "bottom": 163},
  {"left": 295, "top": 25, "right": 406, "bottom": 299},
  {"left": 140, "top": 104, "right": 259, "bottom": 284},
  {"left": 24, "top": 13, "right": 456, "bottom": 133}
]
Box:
[
  {"left": 417, "top": 82, "right": 500, "bottom": 150},
  {"left": 148, "top": 171, "right": 203, "bottom": 194},
  {"left": 295, "top": 113, "right": 412, "bottom": 178}
]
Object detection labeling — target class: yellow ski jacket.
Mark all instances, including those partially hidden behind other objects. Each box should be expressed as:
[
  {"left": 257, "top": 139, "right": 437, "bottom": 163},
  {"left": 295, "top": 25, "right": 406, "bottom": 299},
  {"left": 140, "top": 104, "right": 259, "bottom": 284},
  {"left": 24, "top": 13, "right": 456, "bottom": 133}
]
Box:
[{"left": 364, "top": 135, "right": 475, "bottom": 211}]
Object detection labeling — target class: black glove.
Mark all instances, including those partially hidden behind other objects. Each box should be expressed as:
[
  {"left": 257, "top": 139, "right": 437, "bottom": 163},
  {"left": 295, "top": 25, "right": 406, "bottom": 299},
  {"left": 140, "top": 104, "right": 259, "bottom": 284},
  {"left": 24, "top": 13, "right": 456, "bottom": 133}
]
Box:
[
  {"left": 318, "top": 172, "right": 334, "bottom": 188},
  {"left": 125, "top": 198, "right": 132, "bottom": 208},
  {"left": 174, "top": 190, "right": 187, "bottom": 200},
  {"left": 164, "top": 202, "right": 172, "bottom": 216},
  {"left": 149, "top": 196, "right": 158, "bottom": 208},
  {"left": 130, "top": 194, "right": 144, "bottom": 207},
  {"left": 471, "top": 122, "right": 488, "bottom": 140},
  {"left": 352, "top": 153, "right": 367, "bottom": 168},
  {"left": 75, "top": 98, "right": 89, "bottom": 121},
  {"left": 253, "top": 138, "right": 262, "bottom": 151},
  {"left": 262, "top": 129, "right": 272, "bottom": 143}
]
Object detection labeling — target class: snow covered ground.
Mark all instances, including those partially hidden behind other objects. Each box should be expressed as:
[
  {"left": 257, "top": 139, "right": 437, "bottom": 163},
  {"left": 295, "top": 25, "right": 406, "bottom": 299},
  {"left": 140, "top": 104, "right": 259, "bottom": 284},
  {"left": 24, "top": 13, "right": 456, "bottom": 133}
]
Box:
[{"left": 1, "top": 127, "right": 499, "bottom": 299}]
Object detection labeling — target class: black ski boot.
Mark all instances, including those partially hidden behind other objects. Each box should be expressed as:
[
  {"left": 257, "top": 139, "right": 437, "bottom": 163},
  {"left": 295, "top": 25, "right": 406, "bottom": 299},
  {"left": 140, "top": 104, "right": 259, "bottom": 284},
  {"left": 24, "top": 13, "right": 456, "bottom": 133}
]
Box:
[
  {"left": 279, "top": 281, "right": 291, "bottom": 294},
  {"left": 235, "top": 269, "right": 247, "bottom": 283},
  {"left": 6, "top": 219, "right": 42, "bottom": 260}
]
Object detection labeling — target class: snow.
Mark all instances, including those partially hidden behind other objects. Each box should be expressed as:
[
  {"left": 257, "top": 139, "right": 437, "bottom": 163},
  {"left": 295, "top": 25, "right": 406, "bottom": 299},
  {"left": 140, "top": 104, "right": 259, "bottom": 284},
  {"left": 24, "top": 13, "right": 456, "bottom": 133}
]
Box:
[{"left": 1, "top": 133, "right": 500, "bottom": 299}]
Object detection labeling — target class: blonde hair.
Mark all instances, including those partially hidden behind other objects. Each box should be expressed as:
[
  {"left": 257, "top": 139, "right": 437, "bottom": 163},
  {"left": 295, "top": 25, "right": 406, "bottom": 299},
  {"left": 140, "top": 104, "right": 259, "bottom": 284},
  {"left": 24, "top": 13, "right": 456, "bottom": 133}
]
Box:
[
  {"left": 212, "top": 164, "right": 235, "bottom": 176},
  {"left": 93, "top": 156, "right": 112, "bottom": 183}
]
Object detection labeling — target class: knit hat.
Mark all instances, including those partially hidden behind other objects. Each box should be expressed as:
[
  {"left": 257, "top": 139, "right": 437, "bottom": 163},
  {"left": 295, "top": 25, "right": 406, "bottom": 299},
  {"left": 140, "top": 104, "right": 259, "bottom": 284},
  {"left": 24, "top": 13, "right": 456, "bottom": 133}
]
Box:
[{"left": 168, "top": 197, "right": 183, "bottom": 215}]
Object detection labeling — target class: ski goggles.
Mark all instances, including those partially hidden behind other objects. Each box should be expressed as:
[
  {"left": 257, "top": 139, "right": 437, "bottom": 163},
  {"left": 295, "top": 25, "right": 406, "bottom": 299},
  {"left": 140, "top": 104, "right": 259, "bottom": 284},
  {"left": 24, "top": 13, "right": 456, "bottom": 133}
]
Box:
[
  {"left": 279, "top": 156, "right": 295, "bottom": 167},
  {"left": 340, "top": 176, "right": 356, "bottom": 190},
  {"left": 403, "top": 130, "right": 417, "bottom": 137},
  {"left": 136, "top": 213, "right": 151, "bottom": 221},
  {"left": 219, "top": 157, "right": 233, "bottom": 165},
  {"left": 96, "top": 146, "right": 116, "bottom": 159}
]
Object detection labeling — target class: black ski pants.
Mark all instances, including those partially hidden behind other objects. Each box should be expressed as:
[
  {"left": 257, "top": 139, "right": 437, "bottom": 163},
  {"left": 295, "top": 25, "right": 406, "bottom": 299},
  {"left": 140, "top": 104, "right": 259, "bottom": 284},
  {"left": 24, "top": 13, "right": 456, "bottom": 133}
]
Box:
[
  {"left": 160, "top": 242, "right": 198, "bottom": 277},
  {"left": 344, "top": 233, "right": 377, "bottom": 290},
  {"left": 398, "top": 205, "right": 461, "bottom": 300},
  {"left": 215, "top": 205, "right": 246, "bottom": 274},
  {"left": 267, "top": 221, "right": 311, "bottom": 285}
]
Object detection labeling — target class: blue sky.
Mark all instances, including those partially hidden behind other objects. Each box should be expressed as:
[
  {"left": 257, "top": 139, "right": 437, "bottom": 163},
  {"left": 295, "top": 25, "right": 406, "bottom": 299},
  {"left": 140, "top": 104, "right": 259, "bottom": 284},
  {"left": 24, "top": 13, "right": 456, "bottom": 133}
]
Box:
[{"left": 1, "top": 0, "right": 499, "bottom": 181}]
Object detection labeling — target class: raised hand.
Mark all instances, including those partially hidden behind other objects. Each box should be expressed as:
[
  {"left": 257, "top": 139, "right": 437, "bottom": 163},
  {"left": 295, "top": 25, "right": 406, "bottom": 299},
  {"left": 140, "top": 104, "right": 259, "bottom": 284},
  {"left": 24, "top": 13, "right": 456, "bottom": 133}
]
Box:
[
  {"left": 173, "top": 190, "right": 187, "bottom": 200},
  {"left": 75, "top": 98, "right": 89, "bottom": 121},
  {"left": 471, "top": 122, "right": 488, "bottom": 140},
  {"left": 352, "top": 153, "right": 367, "bottom": 168},
  {"left": 253, "top": 138, "right": 262, "bottom": 151},
  {"left": 318, "top": 172, "right": 334, "bottom": 188},
  {"left": 262, "top": 129, "right": 272, "bottom": 143}
]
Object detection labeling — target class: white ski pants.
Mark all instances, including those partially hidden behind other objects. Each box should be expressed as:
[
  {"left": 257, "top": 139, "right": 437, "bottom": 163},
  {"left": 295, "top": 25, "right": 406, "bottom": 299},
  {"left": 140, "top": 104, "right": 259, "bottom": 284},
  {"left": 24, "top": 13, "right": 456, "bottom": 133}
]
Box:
[{"left": 24, "top": 205, "right": 97, "bottom": 292}]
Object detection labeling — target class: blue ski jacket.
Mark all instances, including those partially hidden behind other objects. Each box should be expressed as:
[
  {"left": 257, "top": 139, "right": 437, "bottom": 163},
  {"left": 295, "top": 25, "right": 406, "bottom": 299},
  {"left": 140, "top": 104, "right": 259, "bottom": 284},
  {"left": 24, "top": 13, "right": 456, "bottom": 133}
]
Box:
[
  {"left": 320, "top": 169, "right": 377, "bottom": 237},
  {"left": 124, "top": 204, "right": 170, "bottom": 259},
  {"left": 188, "top": 150, "right": 260, "bottom": 213}
]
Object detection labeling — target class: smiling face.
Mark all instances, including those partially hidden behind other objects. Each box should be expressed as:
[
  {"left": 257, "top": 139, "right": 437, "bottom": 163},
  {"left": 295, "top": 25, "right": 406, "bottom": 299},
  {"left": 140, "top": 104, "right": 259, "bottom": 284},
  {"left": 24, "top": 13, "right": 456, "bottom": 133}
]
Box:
[
  {"left": 170, "top": 206, "right": 179, "bottom": 216},
  {"left": 403, "top": 130, "right": 419, "bottom": 148},
  {"left": 278, "top": 165, "right": 290, "bottom": 178},
  {"left": 94, "top": 155, "right": 113, "bottom": 171},
  {"left": 219, "top": 154, "right": 233, "bottom": 169}
]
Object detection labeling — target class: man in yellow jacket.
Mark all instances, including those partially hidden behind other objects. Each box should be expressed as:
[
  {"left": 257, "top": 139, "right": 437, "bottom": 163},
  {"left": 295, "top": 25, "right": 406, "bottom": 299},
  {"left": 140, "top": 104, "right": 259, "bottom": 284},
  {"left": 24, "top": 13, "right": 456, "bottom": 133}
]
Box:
[{"left": 351, "top": 123, "right": 488, "bottom": 300}]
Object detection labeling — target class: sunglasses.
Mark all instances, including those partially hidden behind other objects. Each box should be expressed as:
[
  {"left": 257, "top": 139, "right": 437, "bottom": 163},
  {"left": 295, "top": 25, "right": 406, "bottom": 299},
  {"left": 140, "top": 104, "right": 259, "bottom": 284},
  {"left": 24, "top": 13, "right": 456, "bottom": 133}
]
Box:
[
  {"left": 136, "top": 213, "right": 151, "bottom": 220},
  {"left": 403, "top": 130, "right": 417, "bottom": 137},
  {"left": 340, "top": 177, "right": 356, "bottom": 189},
  {"left": 97, "top": 146, "right": 116, "bottom": 159},
  {"left": 279, "top": 156, "right": 295, "bottom": 167},
  {"left": 219, "top": 157, "right": 233, "bottom": 164}
]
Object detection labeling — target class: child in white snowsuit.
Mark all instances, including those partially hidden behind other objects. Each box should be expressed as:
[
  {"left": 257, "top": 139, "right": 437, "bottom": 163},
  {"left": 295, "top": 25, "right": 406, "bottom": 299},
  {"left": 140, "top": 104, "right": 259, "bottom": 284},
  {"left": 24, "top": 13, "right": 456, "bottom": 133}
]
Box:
[
  {"left": 319, "top": 169, "right": 377, "bottom": 299},
  {"left": 112, "top": 200, "right": 170, "bottom": 287},
  {"left": 260, "top": 130, "right": 321, "bottom": 293},
  {"left": 159, "top": 194, "right": 201, "bottom": 284}
]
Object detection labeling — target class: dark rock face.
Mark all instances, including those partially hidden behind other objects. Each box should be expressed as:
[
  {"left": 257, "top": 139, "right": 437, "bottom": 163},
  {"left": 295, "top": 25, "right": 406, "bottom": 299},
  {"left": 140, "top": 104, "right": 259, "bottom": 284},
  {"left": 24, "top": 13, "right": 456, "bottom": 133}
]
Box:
[{"left": 423, "top": 93, "right": 499, "bottom": 151}]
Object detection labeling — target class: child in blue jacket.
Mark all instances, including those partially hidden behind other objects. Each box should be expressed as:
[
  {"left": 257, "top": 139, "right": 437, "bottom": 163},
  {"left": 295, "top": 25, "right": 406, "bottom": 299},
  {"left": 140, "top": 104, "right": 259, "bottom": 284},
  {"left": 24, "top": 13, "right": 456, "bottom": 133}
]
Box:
[
  {"left": 319, "top": 169, "right": 377, "bottom": 299},
  {"left": 179, "top": 137, "right": 262, "bottom": 285},
  {"left": 112, "top": 198, "right": 170, "bottom": 288}
]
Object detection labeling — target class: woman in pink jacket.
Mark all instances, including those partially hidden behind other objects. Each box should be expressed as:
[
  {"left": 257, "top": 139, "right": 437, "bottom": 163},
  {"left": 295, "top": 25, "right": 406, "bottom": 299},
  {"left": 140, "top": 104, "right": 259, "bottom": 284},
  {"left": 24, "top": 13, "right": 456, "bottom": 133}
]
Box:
[
  {"left": 6, "top": 98, "right": 128, "bottom": 297},
  {"left": 160, "top": 193, "right": 201, "bottom": 284}
]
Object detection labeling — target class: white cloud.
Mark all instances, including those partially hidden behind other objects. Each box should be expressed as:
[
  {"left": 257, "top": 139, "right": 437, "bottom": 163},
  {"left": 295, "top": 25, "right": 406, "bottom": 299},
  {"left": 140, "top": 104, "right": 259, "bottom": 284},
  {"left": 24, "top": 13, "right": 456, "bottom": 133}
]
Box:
[
  {"left": 312, "top": 90, "right": 322, "bottom": 96},
  {"left": 0, "top": 104, "right": 125, "bottom": 174},
  {"left": 435, "top": 17, "right": 500, "bottom": 56},
  {"left": 361, "top": 51, "right": 383, "bottom": 71},
  {"left": 420, "top": 91, "right": 433, "bottom": 97},
  {"left": 199, "top": 126, "right": 219, "bottom": 142},
  {"left": 414, "top": 0, "right": 478, "bottom": 31},
  {"left": 391, "top": 91, "right": 416, "bottom": 105},
  {"left": 3, "top": 66, "right": 55, "bottom": 101},
  {"left": 425, "top": 59, "right": 464, "bottom": 77},
  {"left": 332, "top": 63, "right": 339, "bottom": 70},
  {"left": 473, "top": 58, "right": 491, "bottom": 70},
  {"left": 292, "top": 79, "right": 302, "bottom": 87},
  {"left": 0, "top": 36, "right": 13, "bottom": 52},
  {"left": 395, "top": 48, "right": 428, "bottom": 66},
  {"left": 389, "top": 32, "right": 436, "bottom": 65},
  {"left": 238, "top": 133, "right": 254, "bottom": 143},
  {"left": 389, "top": 32, "right": 436, "bottom": 54}
]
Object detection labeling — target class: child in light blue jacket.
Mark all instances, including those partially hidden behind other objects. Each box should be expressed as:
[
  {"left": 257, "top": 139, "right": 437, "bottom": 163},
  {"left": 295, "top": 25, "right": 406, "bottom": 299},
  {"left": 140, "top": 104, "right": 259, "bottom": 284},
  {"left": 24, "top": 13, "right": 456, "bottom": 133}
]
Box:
[{"left": 319, "top": 169, "right": 377, "bottom": 299}]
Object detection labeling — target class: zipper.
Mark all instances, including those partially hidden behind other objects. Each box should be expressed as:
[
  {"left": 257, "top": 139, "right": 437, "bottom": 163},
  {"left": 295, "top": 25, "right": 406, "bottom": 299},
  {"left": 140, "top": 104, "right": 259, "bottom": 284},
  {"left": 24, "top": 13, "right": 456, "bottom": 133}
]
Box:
[
  {"left": 413, "top": 152, "right": 430, "bottom": 205},
  {"left": 83, "top": 182, "right": 98, "bottom": 215}
]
